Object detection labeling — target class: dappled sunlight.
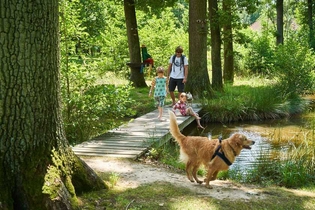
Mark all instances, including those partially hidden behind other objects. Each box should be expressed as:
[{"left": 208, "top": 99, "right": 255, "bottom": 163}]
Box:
[
  {"left": 285, "top": 188, "right": 315, "bottom": 198},
  {"left": 81, "top": 157, "right": 135, "bottom": 173},
  {"left": 96, "top": 72, "right": 129, "bottom": 86},
  {"left": 233, "top": 76, "right": 276, "bottom": 87}
]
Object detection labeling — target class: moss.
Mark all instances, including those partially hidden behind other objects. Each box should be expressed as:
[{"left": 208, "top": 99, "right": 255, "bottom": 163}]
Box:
[
  {"left": 42, "top": 148, "right": 80, "bottom": 208},
  {"left": 42, "top": 165, "right": 61, "bottom": 199},
  {"left": 65, "top": 175, "right": 79, "bottom": 207}
]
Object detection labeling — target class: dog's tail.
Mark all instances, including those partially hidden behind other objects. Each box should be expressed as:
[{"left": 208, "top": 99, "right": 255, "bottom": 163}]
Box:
[{"left": 169, "top": 110, "right": 186, "bottom": 144}]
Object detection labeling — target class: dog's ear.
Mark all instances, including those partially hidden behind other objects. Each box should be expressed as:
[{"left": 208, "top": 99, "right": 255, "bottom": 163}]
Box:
[{"left": 233, "top": 134, "right": 244, "bottom": 147}]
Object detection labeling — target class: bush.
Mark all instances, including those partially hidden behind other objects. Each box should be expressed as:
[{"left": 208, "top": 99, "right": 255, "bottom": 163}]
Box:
[
  {"left": 272, "top": 38, "right": 315, "bottom": 97},
  {"left": 244, "top": 33, "right": 275, "bottom": 75},
  {"left": 63, "top": 84, "right": 136, "bottom": 145}
]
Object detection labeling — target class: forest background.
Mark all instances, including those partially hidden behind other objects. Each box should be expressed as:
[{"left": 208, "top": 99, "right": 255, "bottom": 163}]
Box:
[{"left": 60, "top": 0, "right": 315, "bottom": 145}]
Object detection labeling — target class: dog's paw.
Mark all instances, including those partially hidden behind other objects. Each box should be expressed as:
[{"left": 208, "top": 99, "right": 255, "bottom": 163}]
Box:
[
  {"left": 205, "top": 185, "right": 213, "bottom": 189},
  {"left": 197, "top": 180, "right": 203, "bottom": 184}
]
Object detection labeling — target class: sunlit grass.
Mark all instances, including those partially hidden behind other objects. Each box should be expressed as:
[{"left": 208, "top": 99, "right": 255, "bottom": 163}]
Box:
[
  {"left": 78, "top": 178, "right": 315, "bottom": 210},
  {"left": 96, "top": 71, "right": 129, "bottom": 86},
  {"left": 233, "top": 75, "right": 276, "bottom": 87}
]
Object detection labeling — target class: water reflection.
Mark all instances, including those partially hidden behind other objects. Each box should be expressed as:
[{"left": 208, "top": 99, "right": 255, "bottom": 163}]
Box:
[{"left": 182, "top": 109, "right": 315, "bottom": 170}]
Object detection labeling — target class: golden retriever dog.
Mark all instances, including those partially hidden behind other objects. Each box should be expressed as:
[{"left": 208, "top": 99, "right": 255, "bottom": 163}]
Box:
[{"left": 169, "top": 111, "right": 255, "bottom": 189}]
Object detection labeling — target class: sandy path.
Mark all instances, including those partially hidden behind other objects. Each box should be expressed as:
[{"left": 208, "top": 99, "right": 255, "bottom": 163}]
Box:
[{"left": 81, "top": 156, "right": 264, "bottom": 201}]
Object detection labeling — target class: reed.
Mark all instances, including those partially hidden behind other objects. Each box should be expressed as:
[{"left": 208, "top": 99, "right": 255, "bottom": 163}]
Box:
[{"left": 202, "top": 83, "right": 309, "bottom": 123}]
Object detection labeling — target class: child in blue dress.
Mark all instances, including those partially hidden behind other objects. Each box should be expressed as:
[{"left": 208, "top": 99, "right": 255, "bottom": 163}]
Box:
[{"left": 149, "top": 67, "right": 168, "bottom": 121}]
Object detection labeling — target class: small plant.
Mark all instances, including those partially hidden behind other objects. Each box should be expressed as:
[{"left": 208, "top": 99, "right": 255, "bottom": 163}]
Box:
[
  {"left": 144, "top": 148, "right": 161, "bottom": 160},
  {"left": 109, "top": 172, "right": 120, "bottom": 188}
]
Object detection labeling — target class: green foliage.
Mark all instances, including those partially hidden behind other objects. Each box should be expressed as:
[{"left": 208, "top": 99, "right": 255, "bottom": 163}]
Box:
[
  {"left": 63, "top": 83, "right": 136, "bottom": 145},
  {"left": 137, "top": 7, "right": 188, "bottom": 68},
  {"left": 78, "top": 0, "right": 107, "bottom": 38},
  {"left": 245, "top": 156, "right": 315, "bottom": 188},
  {"left": 272, "top": 37, "right": 315, "bottom": 97},
  {"left": 244, "top": 32, "right": 275, "bottom": 75},
  {"left": 160, "top": 146, "right": 186, "bottom": 170},
  {"left": 97, "top": 2, "right": 129, "bottom": 75},
  {"left": 109, "top": 172, "right": 120, "bottom": 188},
  {"left": 128, "top": 87, "right": 157, "bottom": 116},
  {"left": 279, "top": 160, "right": 310, "bottom": 188}
]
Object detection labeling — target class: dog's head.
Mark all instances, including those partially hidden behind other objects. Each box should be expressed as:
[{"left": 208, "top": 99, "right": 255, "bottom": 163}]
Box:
[{"left": 231, "top": 133, "right": 255, "bottom": 150}]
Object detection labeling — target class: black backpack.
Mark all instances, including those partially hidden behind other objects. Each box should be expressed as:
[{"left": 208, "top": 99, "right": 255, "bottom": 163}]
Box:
[{"left": 171, "top": 54, "right": 186, "bottom": 72}]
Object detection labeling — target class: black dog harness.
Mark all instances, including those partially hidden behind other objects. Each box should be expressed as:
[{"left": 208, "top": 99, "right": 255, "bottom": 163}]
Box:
[{"left": 211, "top": 137, "right": 232, "bottom": 166}]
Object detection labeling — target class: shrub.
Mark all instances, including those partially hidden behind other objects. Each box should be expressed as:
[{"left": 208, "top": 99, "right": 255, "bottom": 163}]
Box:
[
  {"left": 63, "top": 84, "right": 135, "bottom": 145},
  {"left": 272, "top": 38, "right": 315, "bottom": 97},
  {"left": 244, "top": 34, "right": 275, "bottom": 75}
]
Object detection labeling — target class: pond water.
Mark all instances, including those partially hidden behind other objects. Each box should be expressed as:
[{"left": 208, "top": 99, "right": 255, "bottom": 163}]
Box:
[{"left": 182, "top": 99, "right": 315, "bottom": 170}]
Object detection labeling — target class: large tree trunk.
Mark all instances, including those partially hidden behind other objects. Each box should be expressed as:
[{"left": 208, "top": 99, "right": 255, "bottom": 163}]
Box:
[
  {"left": 276, "top": 0, "right": 284, "bottom": 45},
  {"left": 223, "top": 0, "right": 234, "bottom": 84},
  {"left": 209, "top": 0, "right": 223, "bottom": 91},
  {"left": 0, "top": 1, "right": 106, "bottom": 209},
  {"left": 186, "top": 0, "right": 212, "bottom": 98},
  {"left": 124, "top": 0, "right": 147, "bottom": 87}
]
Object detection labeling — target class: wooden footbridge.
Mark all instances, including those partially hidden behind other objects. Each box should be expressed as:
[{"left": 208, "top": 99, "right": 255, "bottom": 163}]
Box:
[{"left": 72, "top": 104, "right": 202, "bottom": 159}]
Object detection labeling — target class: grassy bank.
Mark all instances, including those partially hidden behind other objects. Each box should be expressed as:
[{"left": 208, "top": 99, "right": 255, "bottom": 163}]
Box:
[
  {"left": 79, "top": 182, "right": 315, "bottom": 210},
  {"left": 201, "top": 77, "right": 310, "bottom": 123}
]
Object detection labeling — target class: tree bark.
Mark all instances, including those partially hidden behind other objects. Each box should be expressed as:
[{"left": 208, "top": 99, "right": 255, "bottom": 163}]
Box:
[
  {"left": 209, "top": 0, "right": 223, "bottom": 90},
  {"left": 223, "top": 0, "right": 234, "bottom": 84},
  {"left": 186, "top": 0, "right": 212, "bottom": 98},
  {"left": 124, "top": 0, "right": 147, "bottom": 87},
  {"left": 276, "top": 0, "right": 284, "bottom": 45},
  {"left": 0, "top": 1, "right": 106, "bottom": 209}
]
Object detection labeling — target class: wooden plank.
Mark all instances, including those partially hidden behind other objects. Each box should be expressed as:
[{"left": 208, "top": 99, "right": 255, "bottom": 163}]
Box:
[
  {"left": 79, "top": 139, "right": 150, "bottom": 145},
  {"left": 75, "top": 142, "right": 148, "bottom": 147},
  {"left": 75, "top": 152, "right": 138, "bottom": 159},
  {"left": 72, "top": 144, "right": 148, "bottom": 149},
  {"left": 72, "top": 147, "right": 143, "bottom": 153},
  {"left": 72, "top": 104, "right": 202, "bottom": 159}
]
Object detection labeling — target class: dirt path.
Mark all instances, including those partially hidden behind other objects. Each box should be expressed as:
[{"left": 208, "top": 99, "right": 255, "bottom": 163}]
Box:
[{"left": 81, "top": 156, "right": 265, "bottom": 201}]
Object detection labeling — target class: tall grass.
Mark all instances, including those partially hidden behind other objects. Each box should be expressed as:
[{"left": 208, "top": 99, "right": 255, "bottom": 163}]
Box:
[{"left": 202, "top": 82, "right": 310, "bottom": 123}]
